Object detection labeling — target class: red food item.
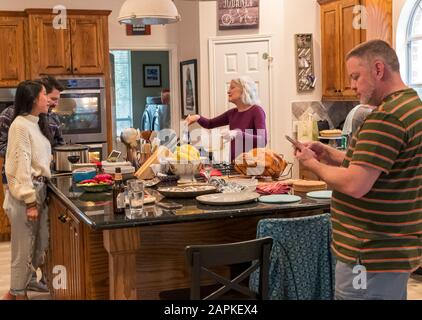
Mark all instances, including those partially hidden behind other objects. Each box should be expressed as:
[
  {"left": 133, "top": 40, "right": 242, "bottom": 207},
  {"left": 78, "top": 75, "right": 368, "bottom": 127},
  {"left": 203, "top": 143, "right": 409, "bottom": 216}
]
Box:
[
  {"left": 256, "top": 182, "right": 290, "bottom": 195},
  {"left": 79, "top": 179, "right": 97, "bottom": 185},
  {"left": 199, "top": 169, "right": 222, "bottom": 177},
  {"left": 95, "top": 174, "right": 114, "bottom": 182}
]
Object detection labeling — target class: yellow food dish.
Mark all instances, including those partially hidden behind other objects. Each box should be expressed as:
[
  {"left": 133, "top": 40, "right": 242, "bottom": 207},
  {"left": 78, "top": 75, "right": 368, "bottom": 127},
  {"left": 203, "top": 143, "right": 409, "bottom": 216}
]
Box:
[{"left": 174, "top": 144, "right": 200, "bottom": 161}]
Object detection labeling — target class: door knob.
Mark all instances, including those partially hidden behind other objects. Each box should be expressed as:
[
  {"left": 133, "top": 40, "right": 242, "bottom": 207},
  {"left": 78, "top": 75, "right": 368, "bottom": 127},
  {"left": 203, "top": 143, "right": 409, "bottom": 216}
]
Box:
[{"left": 262, "top": 53, "right": 274, "bottom": 63}]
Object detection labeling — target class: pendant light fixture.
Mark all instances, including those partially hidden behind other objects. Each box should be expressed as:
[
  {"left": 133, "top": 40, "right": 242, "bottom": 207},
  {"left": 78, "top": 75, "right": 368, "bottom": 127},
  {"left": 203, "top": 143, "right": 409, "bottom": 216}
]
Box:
[{"left": 118, "top": 0, "right": 181, "bottom": 25}]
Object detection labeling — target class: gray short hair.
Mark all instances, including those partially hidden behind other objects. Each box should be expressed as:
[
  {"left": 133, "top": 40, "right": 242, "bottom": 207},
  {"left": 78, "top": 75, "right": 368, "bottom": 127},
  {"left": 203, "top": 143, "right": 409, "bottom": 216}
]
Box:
[
  {"left": 346, "top": 40, "right": 400, "bottom": 72},
  {"left": 232, "top": 76, "right": 261, "bottom": 106}
]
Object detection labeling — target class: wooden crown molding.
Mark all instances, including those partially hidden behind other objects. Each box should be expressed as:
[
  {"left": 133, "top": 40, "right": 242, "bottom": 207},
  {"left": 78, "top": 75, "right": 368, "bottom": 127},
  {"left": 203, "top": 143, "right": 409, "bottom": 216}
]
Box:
[
  {"left": 0, "top": 11, "right": 27, "bottom": 17},
  {"left": 24, "top": 8, "right": 112, "bottom": 16}
]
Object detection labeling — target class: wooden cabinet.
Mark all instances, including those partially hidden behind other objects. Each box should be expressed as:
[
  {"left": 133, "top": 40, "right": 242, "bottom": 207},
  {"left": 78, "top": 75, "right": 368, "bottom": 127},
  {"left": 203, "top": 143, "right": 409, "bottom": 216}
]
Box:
[
  {"left": 48, "top": 193, "right": 85, "bottom": 299},
  {"left": 47, "top": 191, "right": 109, "bottom": 299},
  {"left": 70, "top": 16, "right": 105, "bottom": 74},
  {"left": 26, "top": 10, "right": 109, "bottom": 77},
  {"left": 0, "top": 13, "right": 26, "bottom": 87},
  {"left": 319, "top": 0, "right": 392, "bottom": 101}
]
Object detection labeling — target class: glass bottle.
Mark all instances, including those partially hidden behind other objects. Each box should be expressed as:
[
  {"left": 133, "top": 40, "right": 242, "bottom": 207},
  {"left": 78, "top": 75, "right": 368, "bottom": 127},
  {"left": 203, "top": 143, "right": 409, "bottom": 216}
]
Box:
[
  {"left": 96, "top": 162, "right": 104, "bottom": 175},
  {"left": 113, "top": 167, "right": 125, "bottom": 215}
]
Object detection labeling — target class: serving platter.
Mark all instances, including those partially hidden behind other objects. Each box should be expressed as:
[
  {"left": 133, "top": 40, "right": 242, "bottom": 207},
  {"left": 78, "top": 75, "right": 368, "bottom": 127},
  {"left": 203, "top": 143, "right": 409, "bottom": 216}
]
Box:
[
  {"left": 157, "top": 185, "right": 217, "bottom": 198},
  {"left": 196, "top": 192, "right": 260, "bottom": 206}
]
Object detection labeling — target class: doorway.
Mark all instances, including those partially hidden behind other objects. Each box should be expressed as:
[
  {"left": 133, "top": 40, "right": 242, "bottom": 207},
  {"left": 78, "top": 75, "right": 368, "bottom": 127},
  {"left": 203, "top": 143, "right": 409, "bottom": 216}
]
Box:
[
  {"left": 110, "top": 46, "right": 180, "bottom": 157},
  {"left": 110, "top": 50, "right": 171, "bottom": 137},
  {"left": 208, "top": 35, "right": 273, "bottom": 162}
]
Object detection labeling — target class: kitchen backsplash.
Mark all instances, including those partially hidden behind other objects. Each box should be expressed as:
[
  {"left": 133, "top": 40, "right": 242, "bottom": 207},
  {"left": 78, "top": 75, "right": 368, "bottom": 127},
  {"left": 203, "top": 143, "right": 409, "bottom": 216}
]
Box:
[{"left": 292, "top": 101, "right": 359, "bottom": 133}]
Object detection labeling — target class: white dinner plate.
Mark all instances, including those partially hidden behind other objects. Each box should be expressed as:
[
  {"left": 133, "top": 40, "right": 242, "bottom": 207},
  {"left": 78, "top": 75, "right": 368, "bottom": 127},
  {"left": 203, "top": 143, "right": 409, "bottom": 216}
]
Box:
[
  {"left": 259, "top": 194, "right": 302, "bottom": 204},
  {"left": 306, "top": 190, "right": 333, "bottom": 199}
]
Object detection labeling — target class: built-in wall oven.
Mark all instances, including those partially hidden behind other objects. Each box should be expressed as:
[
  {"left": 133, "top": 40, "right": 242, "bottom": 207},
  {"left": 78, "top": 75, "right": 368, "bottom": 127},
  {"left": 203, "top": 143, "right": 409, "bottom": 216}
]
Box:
[
  {"left": 0, "top": 88, "right": 16, "bottom": 114},
  {"left": 54, "top": 76, "right": 108, "bottom": 160}
]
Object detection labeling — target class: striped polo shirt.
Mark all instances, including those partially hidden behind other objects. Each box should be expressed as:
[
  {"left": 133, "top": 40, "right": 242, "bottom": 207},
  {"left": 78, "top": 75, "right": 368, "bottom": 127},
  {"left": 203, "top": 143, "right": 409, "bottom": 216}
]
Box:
[{"left": 331, "top": 88, "right": 422, "bottom": 273}]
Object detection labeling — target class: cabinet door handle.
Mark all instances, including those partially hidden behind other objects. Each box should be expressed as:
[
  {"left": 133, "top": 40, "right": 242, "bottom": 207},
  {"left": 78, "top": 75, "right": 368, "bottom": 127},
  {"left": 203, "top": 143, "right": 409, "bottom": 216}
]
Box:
[
  {"left": 74, "top": 68, "right": 78, "bottom": 72},
  {"left": 58, "top": 213, "right": 70, "bottom": 223},
  {"left": 66, "top": 68, "right": 71, "bottom": 72}
]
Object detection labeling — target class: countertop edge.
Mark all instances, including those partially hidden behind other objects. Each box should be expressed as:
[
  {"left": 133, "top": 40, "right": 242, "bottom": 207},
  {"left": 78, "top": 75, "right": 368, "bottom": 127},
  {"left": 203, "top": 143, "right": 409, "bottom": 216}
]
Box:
[{"left": 47, "top": 181, "right": 98, "bottom": 230}]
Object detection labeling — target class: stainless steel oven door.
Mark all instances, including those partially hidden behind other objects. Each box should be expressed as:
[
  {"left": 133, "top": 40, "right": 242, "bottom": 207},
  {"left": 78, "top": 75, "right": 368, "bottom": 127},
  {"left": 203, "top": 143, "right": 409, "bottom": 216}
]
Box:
[
  {"left": 55, "top": 89, "right": 107, "bottom": 144},
  {"left": 83, "top": 142, "right": 108, "bottom": 162}
]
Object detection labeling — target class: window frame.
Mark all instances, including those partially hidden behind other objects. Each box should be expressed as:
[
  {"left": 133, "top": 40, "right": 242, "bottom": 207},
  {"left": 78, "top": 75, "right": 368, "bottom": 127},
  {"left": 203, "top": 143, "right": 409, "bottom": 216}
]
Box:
[
  {"left": 406, "top": 0, "right": 422, "bottom": 89},
  {"left": 111, "top": 50, "right": 134, "bottom": 137}
]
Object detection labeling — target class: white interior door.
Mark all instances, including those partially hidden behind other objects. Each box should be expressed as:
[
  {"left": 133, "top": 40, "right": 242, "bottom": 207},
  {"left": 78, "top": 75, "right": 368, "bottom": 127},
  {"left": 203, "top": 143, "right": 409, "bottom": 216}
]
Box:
[{"left": 210, "top": 37, "right": 272, "bottom": 162}]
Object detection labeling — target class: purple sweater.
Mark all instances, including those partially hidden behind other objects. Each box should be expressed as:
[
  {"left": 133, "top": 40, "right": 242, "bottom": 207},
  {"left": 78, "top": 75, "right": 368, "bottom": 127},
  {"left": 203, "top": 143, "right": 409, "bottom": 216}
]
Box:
[{"left": 198, "top": 105, "right": 268, "bottom": 161}]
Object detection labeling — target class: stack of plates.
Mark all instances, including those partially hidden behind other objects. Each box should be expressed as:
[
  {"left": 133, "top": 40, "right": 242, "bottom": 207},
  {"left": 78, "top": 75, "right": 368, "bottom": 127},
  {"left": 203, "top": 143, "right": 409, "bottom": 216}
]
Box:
[{"left": 293, "top": 180, "right": 327, "bottom": 193}]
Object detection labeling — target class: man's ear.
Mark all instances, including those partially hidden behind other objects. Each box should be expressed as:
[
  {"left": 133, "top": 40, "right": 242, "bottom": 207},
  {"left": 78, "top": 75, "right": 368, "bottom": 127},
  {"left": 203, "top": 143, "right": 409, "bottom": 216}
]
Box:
[{"left": 373, "top": 60, "right": 385, "bottom": 80}]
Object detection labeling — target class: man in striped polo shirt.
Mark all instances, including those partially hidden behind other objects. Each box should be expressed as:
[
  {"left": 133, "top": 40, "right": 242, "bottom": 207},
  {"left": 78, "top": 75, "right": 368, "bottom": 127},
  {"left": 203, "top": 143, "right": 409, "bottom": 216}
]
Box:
[{"left": 296, "top": 40, "right": 421, "bottom": 300}]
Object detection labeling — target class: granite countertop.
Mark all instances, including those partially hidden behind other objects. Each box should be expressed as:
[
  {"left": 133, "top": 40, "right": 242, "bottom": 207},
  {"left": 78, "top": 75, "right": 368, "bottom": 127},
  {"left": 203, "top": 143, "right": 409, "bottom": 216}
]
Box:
[{"left": 48, "top": 176, "right": 331, "bottom": 231}]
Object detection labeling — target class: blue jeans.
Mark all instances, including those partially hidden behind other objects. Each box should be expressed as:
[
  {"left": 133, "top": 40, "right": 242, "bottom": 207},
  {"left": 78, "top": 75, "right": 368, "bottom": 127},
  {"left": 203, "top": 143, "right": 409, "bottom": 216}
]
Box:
[{"left": 335, "top": 261, "right": 410, "bottom": 300}]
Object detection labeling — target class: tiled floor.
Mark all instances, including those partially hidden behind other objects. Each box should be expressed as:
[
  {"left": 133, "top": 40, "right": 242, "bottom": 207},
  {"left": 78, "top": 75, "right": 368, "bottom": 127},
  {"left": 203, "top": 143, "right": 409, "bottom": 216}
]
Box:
[{"left": 1, "top": 241, "right": 422, "bottom": 300}]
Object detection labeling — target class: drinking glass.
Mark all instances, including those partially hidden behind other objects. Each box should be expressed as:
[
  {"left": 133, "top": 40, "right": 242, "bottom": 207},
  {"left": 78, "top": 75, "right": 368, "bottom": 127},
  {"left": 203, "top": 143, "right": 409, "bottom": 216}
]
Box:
[{"left": 127, "top": 180, "right": 144, "bottom": 218}]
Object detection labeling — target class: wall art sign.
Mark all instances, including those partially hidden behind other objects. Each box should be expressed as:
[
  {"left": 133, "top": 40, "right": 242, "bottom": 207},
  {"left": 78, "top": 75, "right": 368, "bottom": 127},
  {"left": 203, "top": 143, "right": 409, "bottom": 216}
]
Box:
[
  {"left": 126, "top": 24, "right": 151, "bottom": 36},
  {"left": 180, "top": 59, "right": 198, "bottom": 117},
  {"left": 218, "top": 0, "right": 259, "bottom": 30},
  {"left": 143, "top": 64, "right": 162, "bottom": 87}
]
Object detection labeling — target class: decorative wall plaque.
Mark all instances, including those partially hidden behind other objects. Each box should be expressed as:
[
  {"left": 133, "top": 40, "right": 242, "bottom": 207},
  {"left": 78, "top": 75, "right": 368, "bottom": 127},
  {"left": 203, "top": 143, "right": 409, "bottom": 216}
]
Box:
[
  {"left": 218, "top": 0, "right": 259, "bottom": 30},
  {"left": 295, "top": 34, "right": 316, "bottom": 92},
  {"left": 126, "top": 24, "right": 151, "bottom": 36}
]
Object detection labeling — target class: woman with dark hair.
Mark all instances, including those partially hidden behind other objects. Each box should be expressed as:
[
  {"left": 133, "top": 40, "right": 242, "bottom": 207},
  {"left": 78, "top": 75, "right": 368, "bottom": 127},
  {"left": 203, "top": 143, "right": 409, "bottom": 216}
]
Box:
[{"left": 1, "top": 80, "right": 52, "bottom": 300}]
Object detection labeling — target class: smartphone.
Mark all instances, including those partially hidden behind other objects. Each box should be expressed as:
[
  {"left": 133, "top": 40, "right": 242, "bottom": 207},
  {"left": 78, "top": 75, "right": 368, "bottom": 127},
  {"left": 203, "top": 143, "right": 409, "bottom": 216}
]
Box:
[
  {"left": 106, "top": 150, "right": 122, "bottom": 162},
  {"left": 285, "top": 135, "right": 304, "bottom": 151},
  {"left": 157, "top": 201, "right": 183, "bottom": 210}
]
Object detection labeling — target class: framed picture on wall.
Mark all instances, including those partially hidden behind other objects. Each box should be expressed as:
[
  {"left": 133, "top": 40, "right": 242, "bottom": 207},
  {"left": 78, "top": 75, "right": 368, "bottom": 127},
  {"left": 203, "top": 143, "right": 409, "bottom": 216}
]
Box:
[
  {"left": 143, "top": 64, "right": 161, "bottom": 87},
  {"left": 180, "top": 59, "right": 198, "bottom": 117}
]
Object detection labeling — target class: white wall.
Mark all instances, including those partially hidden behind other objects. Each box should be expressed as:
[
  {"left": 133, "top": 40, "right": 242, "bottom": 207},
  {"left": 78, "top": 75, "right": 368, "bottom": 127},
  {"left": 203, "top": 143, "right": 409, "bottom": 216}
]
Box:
[
  {"left": 195, "top": 0, "right": 322, "bottom": 164},
  {"left": 175, "top": 0, "right": 200, "bottom": 63},
  {"left": 393, "top": 0, "right": 409, "bottom": 48}
]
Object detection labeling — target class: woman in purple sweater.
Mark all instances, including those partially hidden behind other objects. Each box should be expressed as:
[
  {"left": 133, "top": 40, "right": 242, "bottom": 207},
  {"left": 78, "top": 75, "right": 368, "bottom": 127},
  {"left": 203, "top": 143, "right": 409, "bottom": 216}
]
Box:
[{"left": 186, "top": 77, "right": 267, "bottom": 161}]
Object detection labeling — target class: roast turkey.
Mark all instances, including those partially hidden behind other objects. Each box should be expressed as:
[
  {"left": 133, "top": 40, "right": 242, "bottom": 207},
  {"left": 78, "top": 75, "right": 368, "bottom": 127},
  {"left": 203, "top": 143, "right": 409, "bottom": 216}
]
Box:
[{"left": 234, "top": 148, "right": 287, "bottom": 178}]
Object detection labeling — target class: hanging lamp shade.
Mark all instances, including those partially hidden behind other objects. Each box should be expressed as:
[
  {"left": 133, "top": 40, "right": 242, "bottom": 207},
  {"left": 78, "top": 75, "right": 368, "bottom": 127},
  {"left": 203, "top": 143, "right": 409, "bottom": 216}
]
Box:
[{"left": 118, "top": 0, "right": 181, "bottom": 25}]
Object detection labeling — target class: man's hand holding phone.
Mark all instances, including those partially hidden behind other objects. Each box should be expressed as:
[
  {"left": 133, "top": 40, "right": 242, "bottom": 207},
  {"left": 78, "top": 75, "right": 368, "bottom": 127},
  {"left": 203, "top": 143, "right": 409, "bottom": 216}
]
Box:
[
  {"left": 286, "top": 135, "right": 319, "bottom": 166},
  {"left": 285, "top": 135, "right": 304, "bottom": 151}
]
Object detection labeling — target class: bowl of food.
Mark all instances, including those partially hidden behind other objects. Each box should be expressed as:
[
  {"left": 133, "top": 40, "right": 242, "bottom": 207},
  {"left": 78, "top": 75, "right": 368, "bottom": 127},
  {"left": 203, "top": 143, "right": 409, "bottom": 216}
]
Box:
[
  {"left": 76, "top": 182, "right": 113, "bottom": 193},
  {"left": 166, "top": 158, "right": 207, "bottom": 182},
  {"left": 164, "top": 144, "right": 207, "bottom": 182}
]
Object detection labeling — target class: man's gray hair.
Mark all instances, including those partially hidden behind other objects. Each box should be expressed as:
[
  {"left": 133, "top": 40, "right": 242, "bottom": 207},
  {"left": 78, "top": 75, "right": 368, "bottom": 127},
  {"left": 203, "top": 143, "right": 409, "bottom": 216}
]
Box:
[
  {"left": 346, "top": 40, "right": 400, "bottom": 72},
  {"left": 232, "top": 76, "right": 261, "bottom": 106}
]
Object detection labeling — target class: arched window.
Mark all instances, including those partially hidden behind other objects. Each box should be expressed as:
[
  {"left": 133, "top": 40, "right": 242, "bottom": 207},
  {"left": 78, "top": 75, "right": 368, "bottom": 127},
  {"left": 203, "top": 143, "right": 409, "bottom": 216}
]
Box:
[{"left": 407, "top": 0, "right": 422, "bottom": 97}]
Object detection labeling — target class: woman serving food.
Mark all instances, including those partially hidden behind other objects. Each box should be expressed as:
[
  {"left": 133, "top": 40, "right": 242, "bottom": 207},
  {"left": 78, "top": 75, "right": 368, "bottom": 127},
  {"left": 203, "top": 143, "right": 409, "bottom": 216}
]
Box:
[{"left": 185, "top": 76, "right": 268, "bottom": 162}]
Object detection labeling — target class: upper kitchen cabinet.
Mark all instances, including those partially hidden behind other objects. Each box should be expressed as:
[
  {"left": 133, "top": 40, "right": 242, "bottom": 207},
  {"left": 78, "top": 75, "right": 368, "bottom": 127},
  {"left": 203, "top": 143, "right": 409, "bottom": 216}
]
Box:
[
  {"left": 319, "top": 0, "right": 392, "bottom": 101},
  {"left": 26, "top": 10, "right": 111, "bottom": 78},
  {"left": 0, "top": 13, "right": 26, "bottom": 87}
]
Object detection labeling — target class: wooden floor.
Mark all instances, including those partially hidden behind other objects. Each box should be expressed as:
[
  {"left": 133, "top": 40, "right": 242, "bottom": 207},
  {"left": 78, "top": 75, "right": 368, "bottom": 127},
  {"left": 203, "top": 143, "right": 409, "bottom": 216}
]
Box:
[{"left": 0, "top": 241, "right": 421, "bottom": 300}]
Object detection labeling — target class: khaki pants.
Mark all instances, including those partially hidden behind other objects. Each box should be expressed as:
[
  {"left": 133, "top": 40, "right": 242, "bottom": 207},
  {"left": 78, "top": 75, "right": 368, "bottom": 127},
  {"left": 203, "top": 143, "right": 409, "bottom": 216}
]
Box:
[{"left": 3, "top": 181, "right": 49, "bottom": 296}]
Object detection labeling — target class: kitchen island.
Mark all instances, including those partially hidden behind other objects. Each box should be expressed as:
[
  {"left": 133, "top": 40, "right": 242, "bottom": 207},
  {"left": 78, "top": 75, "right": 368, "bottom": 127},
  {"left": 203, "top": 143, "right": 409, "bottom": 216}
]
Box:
[{"left": 46, "top": 176, "right": 331, "bottom": 300}]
